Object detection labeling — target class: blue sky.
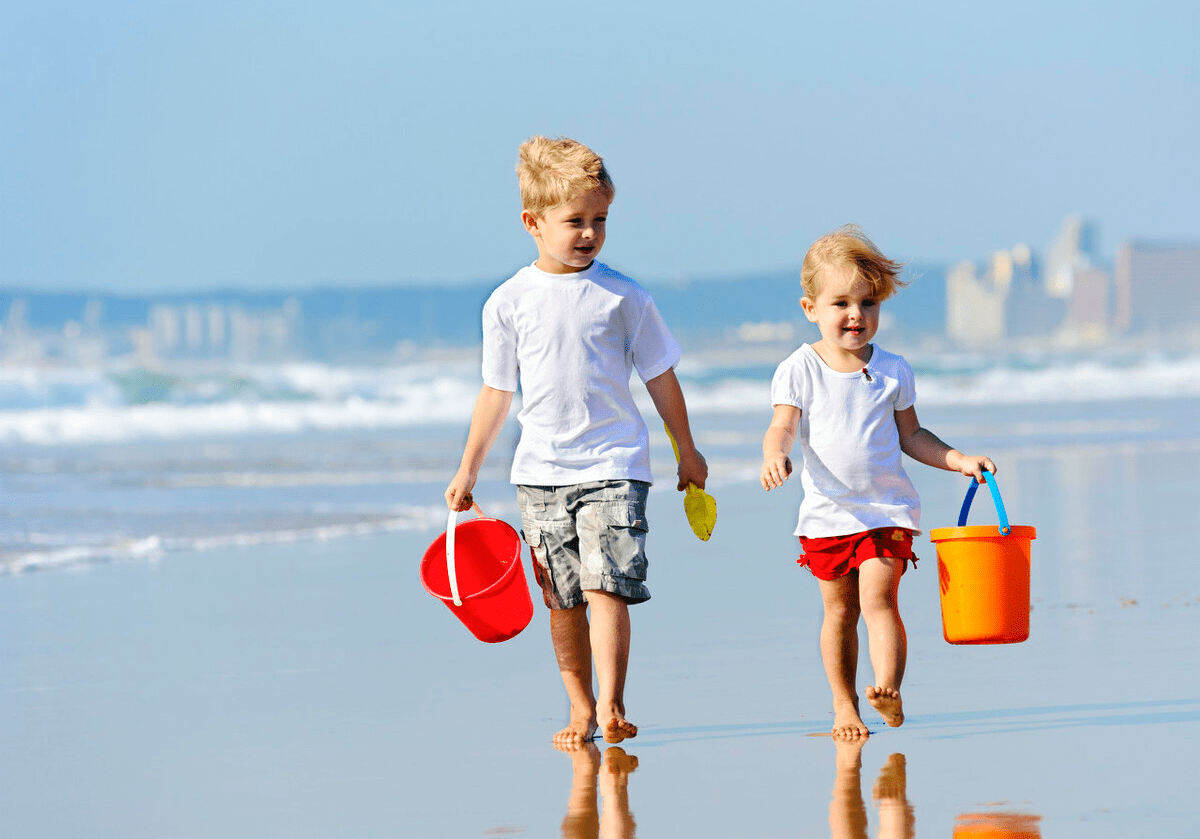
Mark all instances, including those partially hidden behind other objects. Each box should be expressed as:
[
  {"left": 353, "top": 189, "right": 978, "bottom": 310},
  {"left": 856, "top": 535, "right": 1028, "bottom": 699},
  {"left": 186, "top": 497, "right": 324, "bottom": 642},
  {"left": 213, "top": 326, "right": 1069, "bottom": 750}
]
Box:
[{"left": 2, "top": 0, "right": 1197, "bottom": 292}]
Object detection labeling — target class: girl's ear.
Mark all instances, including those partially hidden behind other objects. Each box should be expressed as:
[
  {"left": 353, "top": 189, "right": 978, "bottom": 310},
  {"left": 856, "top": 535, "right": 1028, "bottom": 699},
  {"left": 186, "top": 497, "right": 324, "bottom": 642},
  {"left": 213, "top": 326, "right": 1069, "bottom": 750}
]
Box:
[{"left": 800, "top": 296, "right": 818, "bottom": 322}]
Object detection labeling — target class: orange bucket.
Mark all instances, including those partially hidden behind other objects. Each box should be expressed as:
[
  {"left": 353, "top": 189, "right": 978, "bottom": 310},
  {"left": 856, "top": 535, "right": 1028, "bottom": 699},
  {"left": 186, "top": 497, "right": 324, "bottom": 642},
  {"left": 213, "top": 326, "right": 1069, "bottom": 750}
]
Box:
[
  {"left": 954, "top": 812, "right": 1042, "bottom": 838},
  {"left": 930, "top": 473, "right": 1036, "bottom": 645},
  {"left": 420, "top": 506, "right": 533, "bottom": 643}
]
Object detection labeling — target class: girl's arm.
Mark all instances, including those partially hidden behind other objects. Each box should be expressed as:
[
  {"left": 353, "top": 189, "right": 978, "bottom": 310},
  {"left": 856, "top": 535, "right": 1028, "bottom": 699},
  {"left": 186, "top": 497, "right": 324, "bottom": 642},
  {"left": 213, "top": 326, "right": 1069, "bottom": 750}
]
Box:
[
  {"left": 445, "top": 384, "right": 514, "bottom": 510},
  {"left": 761, "top": 404, "right": 801, "bottom": 490},
  {"left": 645, "top": 368, "right": 708, "bottom": 490},
  {"left": 895, "top": 406, "right": 995, "bottom": 481}
]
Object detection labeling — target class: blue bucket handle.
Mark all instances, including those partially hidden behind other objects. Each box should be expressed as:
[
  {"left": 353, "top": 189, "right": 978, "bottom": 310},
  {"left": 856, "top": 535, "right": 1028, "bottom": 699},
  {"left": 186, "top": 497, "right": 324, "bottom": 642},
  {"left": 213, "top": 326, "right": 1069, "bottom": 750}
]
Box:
[{"left": 956, "top": 471, "right": 1011, "bottom": 536}]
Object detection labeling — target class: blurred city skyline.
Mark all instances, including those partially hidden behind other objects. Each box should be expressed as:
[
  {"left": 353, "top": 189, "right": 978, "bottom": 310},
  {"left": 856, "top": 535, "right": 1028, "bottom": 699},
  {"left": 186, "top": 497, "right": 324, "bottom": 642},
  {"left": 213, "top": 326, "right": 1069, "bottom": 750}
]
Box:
[
  {"left": 2, "top": 1, "right": 1197, "bottom": 293},
  {"left": 4, "top": 212, "right": 1199, "bottom": 366}
]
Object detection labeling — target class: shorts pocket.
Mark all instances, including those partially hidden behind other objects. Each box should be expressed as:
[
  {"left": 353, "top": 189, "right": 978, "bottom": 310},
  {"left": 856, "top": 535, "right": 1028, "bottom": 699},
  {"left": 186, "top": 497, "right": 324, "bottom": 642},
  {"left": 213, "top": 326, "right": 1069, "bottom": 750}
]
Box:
[{"left": 587, "top": 502, "right": 648, "bottom": 580}]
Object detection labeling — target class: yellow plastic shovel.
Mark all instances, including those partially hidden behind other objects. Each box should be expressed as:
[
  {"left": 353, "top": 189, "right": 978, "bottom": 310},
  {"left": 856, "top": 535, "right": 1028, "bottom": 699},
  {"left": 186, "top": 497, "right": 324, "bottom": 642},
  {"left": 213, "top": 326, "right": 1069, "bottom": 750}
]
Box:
[{"left": 664, "top": 423, "right": 717, "bottom": 542}]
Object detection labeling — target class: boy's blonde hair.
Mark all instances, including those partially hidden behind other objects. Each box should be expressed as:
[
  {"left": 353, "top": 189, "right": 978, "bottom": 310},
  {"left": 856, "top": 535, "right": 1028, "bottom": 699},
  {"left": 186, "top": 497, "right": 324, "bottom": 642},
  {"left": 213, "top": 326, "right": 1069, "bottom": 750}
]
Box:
[
  {"left": 516, "top": 136, "right": 615, "bottom": 216},
  {"left": 801, "top": 224, "right": 906, "bottom": 301}
]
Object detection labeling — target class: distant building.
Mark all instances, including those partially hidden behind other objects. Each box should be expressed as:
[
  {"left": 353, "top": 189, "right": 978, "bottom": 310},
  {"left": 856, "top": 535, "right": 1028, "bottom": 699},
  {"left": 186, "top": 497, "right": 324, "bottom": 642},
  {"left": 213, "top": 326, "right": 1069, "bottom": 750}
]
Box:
[
  {"left": 1058, "top": 266, "right": 1110, "bottom": 345},
  {"left": 947, "top": 259, "right": 1007, "bottom": 347},
  {"left": 1113, "top": 242, "right": 1200, "bottom": 339}
]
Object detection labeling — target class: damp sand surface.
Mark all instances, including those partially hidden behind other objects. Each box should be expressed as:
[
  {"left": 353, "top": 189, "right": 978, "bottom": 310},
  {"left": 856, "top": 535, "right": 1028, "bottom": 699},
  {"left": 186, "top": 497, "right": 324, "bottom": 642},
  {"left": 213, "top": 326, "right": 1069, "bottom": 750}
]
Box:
[{"left": 2, "top": 400, "right": 1199, "bottom": 837}]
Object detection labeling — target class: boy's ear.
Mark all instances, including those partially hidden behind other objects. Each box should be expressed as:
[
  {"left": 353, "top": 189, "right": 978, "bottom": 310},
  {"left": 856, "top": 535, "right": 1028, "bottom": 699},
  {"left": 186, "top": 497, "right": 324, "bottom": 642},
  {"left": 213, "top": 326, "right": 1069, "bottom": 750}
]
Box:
[
  {"left": 521, "top": 210, "right": 541, "bottom": 237},
  {"left": 800, "top": 296, "right": 818, "bottom": 322}
]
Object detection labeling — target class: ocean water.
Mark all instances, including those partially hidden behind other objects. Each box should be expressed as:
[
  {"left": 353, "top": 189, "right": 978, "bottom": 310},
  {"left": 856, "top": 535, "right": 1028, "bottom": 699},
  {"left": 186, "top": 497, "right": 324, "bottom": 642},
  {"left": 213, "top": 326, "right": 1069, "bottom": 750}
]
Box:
[
  {"left": 4, "top": 347, "right": 1200, "bottom": 836},
  {"left": 3, "top": 347, "right": 1200, "bottom": 576}
]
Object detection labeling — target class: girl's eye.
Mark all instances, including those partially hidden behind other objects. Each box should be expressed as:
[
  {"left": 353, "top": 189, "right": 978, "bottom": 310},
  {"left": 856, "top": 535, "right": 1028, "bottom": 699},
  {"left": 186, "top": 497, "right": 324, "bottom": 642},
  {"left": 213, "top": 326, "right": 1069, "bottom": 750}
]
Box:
[{"left": 863, "top": 300, "right": 876, "bottom": 308}]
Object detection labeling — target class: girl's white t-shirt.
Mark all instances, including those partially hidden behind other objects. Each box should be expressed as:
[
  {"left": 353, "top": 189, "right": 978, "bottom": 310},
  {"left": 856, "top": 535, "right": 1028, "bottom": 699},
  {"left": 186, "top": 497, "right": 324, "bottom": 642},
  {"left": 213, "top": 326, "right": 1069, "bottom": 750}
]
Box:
[
  {"left": 482, "top": 261, "right": 681, "bottom": 486},
  {"left": 770, "top": 343, "right": 921, "bottom": 537}
]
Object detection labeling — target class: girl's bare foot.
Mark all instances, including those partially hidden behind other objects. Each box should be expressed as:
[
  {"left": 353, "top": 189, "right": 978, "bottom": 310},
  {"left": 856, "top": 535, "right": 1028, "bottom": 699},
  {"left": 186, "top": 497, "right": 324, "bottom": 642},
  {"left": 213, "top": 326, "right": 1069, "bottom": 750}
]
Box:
[
  {"left": 866, "top": 685, "right": 904, "bottom": 728},
  {"left": 831, "top": 699, "right": 870, "bottom": 739},
  {"left": 554, "top": 712, "right": 598, "bottom": 747}
]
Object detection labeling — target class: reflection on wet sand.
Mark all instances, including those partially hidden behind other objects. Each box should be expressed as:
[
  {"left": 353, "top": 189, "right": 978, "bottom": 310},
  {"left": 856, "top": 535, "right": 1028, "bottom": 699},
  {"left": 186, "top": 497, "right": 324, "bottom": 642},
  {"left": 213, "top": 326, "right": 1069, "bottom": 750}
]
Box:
[
  {"left": 954, "top": 811, "right": 1042, "bottom": 838},
  {"left": 559, "top": 743, "right": 638, "bottom": 839},
  {"left": 830, "top": 740, "right": 915, "bottom": 839}
]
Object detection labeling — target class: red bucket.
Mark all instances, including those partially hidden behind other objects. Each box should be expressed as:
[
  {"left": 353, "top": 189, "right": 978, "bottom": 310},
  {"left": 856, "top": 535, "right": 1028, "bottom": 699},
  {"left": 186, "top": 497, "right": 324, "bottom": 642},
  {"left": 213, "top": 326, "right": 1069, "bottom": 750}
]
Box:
[{"left": 420, "top": 507, "right": 533, "bottom": 643}]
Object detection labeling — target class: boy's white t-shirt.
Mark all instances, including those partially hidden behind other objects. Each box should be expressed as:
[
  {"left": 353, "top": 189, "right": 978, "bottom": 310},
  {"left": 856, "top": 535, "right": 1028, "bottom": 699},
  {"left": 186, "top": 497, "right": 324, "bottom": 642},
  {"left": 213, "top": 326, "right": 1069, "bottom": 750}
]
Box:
[
  {"left": 482, "top": 261, "right": 681, "bottom": 486},
  {"left": 770, "top": 343, "right": 921, "bottom": 538}
]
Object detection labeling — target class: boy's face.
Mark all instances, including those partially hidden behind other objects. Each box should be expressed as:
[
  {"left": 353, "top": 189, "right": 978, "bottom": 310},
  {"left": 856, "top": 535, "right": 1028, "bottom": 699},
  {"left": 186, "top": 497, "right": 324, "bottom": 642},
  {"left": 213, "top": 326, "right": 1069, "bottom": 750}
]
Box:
[
  {"left": 800, "top": 265, "right": 880, "bottom": 359},
  {"left": 522, "top": 189, "right": 609, "bottom": 274}
]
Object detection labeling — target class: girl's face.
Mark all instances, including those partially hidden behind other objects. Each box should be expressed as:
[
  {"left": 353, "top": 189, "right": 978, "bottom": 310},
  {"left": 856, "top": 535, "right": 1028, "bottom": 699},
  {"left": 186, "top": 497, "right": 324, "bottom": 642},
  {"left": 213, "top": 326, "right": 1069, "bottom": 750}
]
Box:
[{"left": 801, "top": 265, "right": 880, "bottom": 362}]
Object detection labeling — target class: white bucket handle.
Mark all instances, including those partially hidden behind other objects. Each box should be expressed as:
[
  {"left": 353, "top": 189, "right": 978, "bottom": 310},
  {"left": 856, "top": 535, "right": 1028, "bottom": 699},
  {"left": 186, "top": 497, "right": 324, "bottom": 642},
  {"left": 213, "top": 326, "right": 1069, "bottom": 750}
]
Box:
[{"left": 446, "top": 502, "right": 483, "bottom": 607}]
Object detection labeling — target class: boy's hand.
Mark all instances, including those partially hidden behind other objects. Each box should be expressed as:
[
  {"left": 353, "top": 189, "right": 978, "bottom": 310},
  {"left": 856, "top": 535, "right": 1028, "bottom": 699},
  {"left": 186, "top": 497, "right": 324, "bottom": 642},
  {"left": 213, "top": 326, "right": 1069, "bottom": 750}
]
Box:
[
  {"left": 951, "top": 453, "right": 996, "bottom": 483},
  {"left": 676, "top": 449, "right": 708, "bottom": 492},
  {"left": 761, "top": 454, "right": 793, "bottom": 491},
  {"left": 444, "top": 469, "right": 477, "bottom": 512}
]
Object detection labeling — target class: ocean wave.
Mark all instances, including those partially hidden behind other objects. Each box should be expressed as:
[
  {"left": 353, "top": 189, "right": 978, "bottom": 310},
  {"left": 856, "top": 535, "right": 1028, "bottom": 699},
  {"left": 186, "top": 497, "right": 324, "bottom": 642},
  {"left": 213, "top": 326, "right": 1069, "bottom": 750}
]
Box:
[
  {"left": 2, "top": 353, "right": 1199, "bottom": 445},
  {"left": 0, "top": 505, "right": 450, "bottom": 576}
]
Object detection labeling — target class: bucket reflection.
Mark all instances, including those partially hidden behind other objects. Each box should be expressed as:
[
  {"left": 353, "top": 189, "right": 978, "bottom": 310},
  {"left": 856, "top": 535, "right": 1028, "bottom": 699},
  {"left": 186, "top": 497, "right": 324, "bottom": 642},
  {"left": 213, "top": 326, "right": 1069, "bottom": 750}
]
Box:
[
  {"left": 558, "top": 743, "right": 638, "bottom": 839},
  {"left": 954, "top": 811, "right": 1042, "bottom": 838},
  {"left": 829, "top": 740, "right": 915, "bottom": 839}
]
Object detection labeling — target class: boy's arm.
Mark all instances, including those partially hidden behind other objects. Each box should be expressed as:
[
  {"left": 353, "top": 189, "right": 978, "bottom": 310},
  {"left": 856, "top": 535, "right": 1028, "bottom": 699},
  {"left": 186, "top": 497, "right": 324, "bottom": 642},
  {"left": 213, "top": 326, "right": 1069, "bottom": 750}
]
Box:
[
  {"left": 761, "top": 404, "right": 800, "bottom": 490},
  {"left": 895, "top": 407, "right": 996, "bottom": 481},
  {"left": 445, "top": 385, "right": 514, "bottom": 511},
  {"left": 644, "top": 368, "right": 708, "bottom": 490}
]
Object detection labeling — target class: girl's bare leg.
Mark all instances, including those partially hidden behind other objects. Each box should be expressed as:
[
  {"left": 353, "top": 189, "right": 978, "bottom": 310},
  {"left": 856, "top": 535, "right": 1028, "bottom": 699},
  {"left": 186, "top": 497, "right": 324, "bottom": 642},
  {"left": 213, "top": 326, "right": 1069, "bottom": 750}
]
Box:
[
  {"left": 550, "top": 602, "right": 598, "bottom": 745},
  {"left": 817, "top": 576, "right": 869, "bottom": 738},
  {"left": 583, "top": 590, "right": 638, "bottom": 743},
  {"left": 858, "top": 556, "right": 907, "bottom": 727}
]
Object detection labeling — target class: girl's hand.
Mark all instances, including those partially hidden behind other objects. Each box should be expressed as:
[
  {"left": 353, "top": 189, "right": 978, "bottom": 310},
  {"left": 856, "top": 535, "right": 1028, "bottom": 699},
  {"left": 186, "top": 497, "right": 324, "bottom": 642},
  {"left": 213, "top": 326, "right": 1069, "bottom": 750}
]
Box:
[
  {"left": 952, "top": 454, "right": 996, "bottom": 483},
  {"left": 761, "top": 454, "right": 793, "bottom": 491}
]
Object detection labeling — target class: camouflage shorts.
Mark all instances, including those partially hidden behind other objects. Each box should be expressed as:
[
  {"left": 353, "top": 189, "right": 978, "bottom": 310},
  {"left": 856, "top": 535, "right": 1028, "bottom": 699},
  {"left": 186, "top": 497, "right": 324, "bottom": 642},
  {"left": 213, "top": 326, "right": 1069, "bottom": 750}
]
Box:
[{"left": 517, "top": 480, "right": 651, "bottom": 609}]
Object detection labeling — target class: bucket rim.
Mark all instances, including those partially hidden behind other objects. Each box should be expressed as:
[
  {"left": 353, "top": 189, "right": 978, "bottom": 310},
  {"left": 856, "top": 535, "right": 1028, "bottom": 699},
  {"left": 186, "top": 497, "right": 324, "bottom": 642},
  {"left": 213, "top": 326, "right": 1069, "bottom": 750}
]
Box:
[
  {"left": 929, "top": 524, "right": 1037, "bottom": 543},
  {"left": 419, "top": 517, "right": 523, "bottom": 603}
]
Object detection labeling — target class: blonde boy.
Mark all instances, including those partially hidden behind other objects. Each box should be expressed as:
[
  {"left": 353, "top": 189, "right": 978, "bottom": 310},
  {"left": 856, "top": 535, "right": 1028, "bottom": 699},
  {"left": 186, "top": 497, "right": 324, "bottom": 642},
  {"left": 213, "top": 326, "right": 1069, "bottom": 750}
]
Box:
[
  {"left": 446, "top": 136, "right": 707, "bottom": 746},
  {"left": 760, "top": 225, "right": 994, "bottom": 739}
]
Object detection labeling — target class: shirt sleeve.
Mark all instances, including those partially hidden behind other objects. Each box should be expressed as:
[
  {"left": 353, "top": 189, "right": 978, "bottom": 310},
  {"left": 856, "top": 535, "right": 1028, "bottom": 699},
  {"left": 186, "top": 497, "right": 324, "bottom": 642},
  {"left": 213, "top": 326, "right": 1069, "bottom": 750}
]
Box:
[
  {"left": 770, "top": 353, "right": 808, "bottom": 408},
  {"left": 629, "top": 292, "right": 682, "bottom": 384},
  {"left": 893, "top": 357, "right": 916, "bottom": 411},
  {"left": 480, "top": 290, "right": 519, "bottom": 392}
]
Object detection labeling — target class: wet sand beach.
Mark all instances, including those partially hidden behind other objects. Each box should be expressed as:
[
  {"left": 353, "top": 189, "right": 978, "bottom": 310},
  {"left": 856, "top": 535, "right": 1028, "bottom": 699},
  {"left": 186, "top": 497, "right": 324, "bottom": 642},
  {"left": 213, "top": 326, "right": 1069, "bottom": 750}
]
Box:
[{"left": 3, "top": 399, "right": 1199, "bottom": 837}]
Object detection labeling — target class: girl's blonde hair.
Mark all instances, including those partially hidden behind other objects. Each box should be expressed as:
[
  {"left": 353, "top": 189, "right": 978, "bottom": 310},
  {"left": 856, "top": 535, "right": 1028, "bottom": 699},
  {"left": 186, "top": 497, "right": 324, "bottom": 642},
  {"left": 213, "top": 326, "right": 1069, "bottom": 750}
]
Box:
[
  {"left": 801, "top": 224, "right": 906, "bottom": 301},
  {"left": 516, "top": 136, "right": 615, "bottom": 216}
]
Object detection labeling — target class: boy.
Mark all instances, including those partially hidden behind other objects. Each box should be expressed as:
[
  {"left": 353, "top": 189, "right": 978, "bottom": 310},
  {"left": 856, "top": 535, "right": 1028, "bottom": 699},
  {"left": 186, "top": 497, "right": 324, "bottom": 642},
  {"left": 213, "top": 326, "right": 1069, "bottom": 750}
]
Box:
[
  {"left": 445, "top": 136, "right": 707, "bottom": 746},
  {"left": 760, "top": 225, "right": 994, "bottom": 739}
]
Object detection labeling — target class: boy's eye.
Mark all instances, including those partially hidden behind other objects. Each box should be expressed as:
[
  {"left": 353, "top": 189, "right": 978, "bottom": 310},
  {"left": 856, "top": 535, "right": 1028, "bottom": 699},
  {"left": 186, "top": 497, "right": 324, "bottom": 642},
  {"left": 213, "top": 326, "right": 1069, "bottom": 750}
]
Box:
[{"left": 863, "top": 299, "right": 876, "bottom": 308}]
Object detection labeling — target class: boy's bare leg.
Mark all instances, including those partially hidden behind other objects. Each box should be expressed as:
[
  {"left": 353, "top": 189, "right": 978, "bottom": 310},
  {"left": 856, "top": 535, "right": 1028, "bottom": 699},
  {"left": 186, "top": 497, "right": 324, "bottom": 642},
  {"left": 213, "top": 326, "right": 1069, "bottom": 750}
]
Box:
[
  {"left": 550, "top": 602, "right": 598, "bottom": 745},
  {"left": 557, "top": 740, "right": 601, "bottom": 839},
  {"left": 859, "top": 557, "right": 907, "bottom": 728},
  {"left": 599, "top": 747, "right": 638, "bottom": 839},
  {"left": 817, "top": 576, "right": 869, "bottom": 738},
  {"left": 583, "top": 590, "right": 638, "bottom": 743}
]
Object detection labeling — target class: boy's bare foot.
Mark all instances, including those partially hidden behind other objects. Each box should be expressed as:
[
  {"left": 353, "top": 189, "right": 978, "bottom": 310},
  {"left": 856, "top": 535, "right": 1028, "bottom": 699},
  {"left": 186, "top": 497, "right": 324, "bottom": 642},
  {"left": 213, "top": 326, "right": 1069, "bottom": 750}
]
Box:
[
  {"left": 554, "top": 714, "right": 598, "bottom": 747},
  {"left": 602, "top": 746, "right": 639, "bottom": 776},
  {"left": 831, "top": 700, "right": 870, "bottom": 739},
  {"left": 601, "top": 713, "right": 638, "bottom": 743},
  {"left": 866, "top": 685, "right": 904, "bottom": 728}
]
